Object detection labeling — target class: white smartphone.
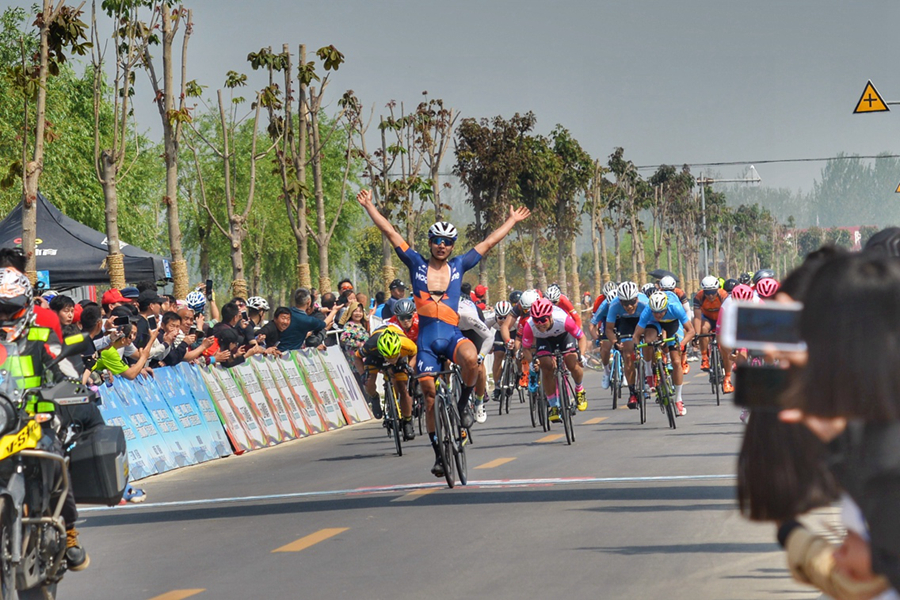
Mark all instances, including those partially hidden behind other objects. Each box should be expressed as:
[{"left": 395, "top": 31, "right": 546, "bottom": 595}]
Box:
[{"left": 719, "top": 300, "right": 806, "bottom": 352}]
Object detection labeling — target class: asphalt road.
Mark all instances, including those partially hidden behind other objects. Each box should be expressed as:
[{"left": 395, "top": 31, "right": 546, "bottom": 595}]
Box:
[{"left": 61, "top": 364, "right": 825, "bottom": 600}]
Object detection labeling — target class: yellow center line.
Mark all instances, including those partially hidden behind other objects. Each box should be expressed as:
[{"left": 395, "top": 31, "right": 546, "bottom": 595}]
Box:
[
  {"left": 272, "top": 528, "right": 349, "bottom": 553},
  {"left": 475, "top": 457, "right": 516, "bottom": 469},
  {"left": 536, "top": 434, "right": 564, "bottom": 443},
  {"left": 392, "top": 488, "right": 438, "bottom": 502},
  {"left": 583, "top": 417, "right": 608, "bottom": 425},
  {"left": 147, "top": 591, "right": 205, "bottom": 600}
]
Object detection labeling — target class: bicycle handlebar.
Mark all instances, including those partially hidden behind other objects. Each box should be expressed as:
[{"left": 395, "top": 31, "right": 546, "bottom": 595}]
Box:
[{"left": 636, "top": 337, "right": 677, "bottom": 349}]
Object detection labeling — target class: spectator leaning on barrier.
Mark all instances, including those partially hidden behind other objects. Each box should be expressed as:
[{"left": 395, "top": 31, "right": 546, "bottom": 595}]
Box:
[
  {"left": 256, "top": 306, "right": 290, "bottom": 350},
  {"left": 372, "top": 291, "right": 386, "bottom": 321},
  {"left": 278, "top": 288, "right": 328, "bottom": 351},
  {"left": 317, "top": 292, "right": 341, "bottom": 347},
  {"left": 148, "top": 311, "right": 182, "bottom": 365},
  {"left": 339, "top": 300, "right": 369, "bottom": 378},
  {"left": 92, "top": 323, "right": 154, "bottom": 380}
]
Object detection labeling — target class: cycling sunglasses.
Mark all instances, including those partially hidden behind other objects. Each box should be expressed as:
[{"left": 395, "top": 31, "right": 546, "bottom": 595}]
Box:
[
  {"left": 431, "top": 237, "right": 455, "bottom": 247},
  {"left": 620, "top": 299, "right": 637, "bottom": 307},
  {"left": 533, "top": 316, "right": 551, "bottom": 324}
]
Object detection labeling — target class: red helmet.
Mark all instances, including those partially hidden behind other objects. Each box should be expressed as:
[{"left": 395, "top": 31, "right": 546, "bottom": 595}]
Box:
[
  {"left": 530, "top": 297, "right": 554, "bottom": 320},
  {"left": 730, "top": 284, "right": 754, "bottom": 301},
  {"left": 755, "top": 278, "right": 779, "bottom": 299}
]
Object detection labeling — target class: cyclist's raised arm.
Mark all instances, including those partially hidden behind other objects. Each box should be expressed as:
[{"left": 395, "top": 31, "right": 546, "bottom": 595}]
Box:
[
  {"left": 356, "top": 189, "right": 407, "bottom": 249},
  {"left": 682, "top": 319, "right": 696, "bottom": 347},
  {"left": 474, "top": 205, "right": 530, "bottom": 256}
]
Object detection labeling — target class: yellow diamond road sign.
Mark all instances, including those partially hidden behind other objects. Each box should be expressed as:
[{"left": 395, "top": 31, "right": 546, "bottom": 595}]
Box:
[
  {"left": 895, "top": 181, "right": 900, "bottom": 194},
  {"left": 854, "top": 80, "right": 889, "bottom": 113}
]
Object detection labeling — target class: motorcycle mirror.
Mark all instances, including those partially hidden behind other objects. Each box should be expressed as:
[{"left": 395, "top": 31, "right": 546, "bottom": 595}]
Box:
[{"left": 47, "top": 333, "right": 94, "bottom": 370}]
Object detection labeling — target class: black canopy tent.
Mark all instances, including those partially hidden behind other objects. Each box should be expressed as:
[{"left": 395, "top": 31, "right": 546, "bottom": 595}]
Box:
[{"left": 0, "top": 193, "right": 171, "bottom": 289}]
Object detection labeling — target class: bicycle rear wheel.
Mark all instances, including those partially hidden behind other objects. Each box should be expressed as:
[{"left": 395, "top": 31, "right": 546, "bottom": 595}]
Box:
[
  {"left": 711, "top": 345, "right": 722, "bottom": 406},
  {"left": 436, "top": 394, "right": 455, "bottom": 487},
  {"left": 558, "top": 369, "right": 574, "bottom": 445},
  {"left": 385, "top": 380, "right": 402, "bottom": 456},
  {"left": 610, "top": 351, "right": 620, "bottom": 410},
  {"left": 528, "top": 386, "right": 538, "bottom": 428},
  {"left": 448, "top": 403, "right": 468, "bottom": 485}
]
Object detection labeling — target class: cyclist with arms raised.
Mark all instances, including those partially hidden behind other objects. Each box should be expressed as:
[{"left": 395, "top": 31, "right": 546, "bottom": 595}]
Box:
[{"left": 356, "top": 189, "right": 529, "bottom": 477}]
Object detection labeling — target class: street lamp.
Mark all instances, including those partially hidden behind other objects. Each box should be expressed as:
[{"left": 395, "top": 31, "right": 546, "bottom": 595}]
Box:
[{"left": 697, "top": 166, "right": 761, "bottom": 276}]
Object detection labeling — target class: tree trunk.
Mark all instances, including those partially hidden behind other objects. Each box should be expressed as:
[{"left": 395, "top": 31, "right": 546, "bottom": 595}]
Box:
[
  {"left": 160, "top": 5, "right": 189, "bottom": 299},
  {"left": 557, "top": 235, "right": 568, "bottom": 297},
  {"left": 523, "top": 234, "right": 535, "bottom": 289},
  {"left": 495, "top": 237, "right": 507, "bottom": 307},
  {"left": 535, "top": 243, "right": 548, "bottom": 292},
  {"left": 21, "top": 0, "right": 52, "bottom": 284},
  {"left": 599, "top": 221, "right": 610, "bottom": 286},
  {"left": 714, "top": 233, "right": 721, "bottom": 277},
  {"left": 381, "top": 235, "right": 395, "bottom": 291},
  {"left": 310, "top": 111, "right": 331, "bottom": 293},
  {"left": 295, "top": 45, "right": 311, "bottom": 288},
  {"left": 99, "top": 152, "right": 125, "bottom": 288},
  {"left": 590, "top": 207, "right": 602, "bottom": 296},
  {"left": 612, "top": 224, "right": 622, "bottom": 282},
  {"left": 570, "top": 237, "right": 580, "bottom": 300}
]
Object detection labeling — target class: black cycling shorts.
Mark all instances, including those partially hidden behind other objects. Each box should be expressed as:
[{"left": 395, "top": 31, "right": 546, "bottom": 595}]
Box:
[
  {"left": 534, "top": 333, "right": 578, "bottom": 357},
  {"left": 492, "top": 330, "right": 506, "bottom": 352},
  {"left": 615, "top": 316, "right": 640, "bottom": 338}
]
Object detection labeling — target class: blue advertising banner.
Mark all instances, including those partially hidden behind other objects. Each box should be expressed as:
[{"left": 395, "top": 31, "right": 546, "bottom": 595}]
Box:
[
  {"left": 154, "top": 367, "right": 219, "bottom": 464},
  {"left": 110, "top": 378, "right": 177, "bottom": 475},
  {"left": 97, "top": 384, "right": 156, "bottom": 480},
  {"left": 176, "top": 363, "right": 232, "bottom": 458}
]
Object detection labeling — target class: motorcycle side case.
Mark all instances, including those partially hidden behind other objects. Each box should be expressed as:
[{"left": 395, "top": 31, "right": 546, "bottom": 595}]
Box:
[{"left": 69, "top": 425, "right": 128, "bottom": 506}]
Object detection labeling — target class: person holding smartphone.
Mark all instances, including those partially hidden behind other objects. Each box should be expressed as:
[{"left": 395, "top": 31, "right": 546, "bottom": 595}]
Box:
[{"left": 134, "top": 290, "right": 164, "bottom": 349}]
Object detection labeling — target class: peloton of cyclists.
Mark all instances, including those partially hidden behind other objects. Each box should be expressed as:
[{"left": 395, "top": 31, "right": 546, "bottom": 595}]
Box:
[
  {"left": 356, "top": 188, "right": 529, "bottom": 478},
  {"left": 605, "top": 282, "right": 650, "bottom": 409}
]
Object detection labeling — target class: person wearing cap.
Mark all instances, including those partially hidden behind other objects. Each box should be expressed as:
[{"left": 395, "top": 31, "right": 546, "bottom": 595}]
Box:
[
  {"left": 101, "top": 288, "right": 130, "bottom": 316},
  {"left": 471, "top": 284, "right": 488, "bottom": 310},
  {"left": 120, "top": 286, "right": 140, "bottom": 303},
  {"left": 134, "top": 289, "right": 164, "bottom": 349},
  {"left": 380, "top": 279, "right": 407, "bottom": 320}
]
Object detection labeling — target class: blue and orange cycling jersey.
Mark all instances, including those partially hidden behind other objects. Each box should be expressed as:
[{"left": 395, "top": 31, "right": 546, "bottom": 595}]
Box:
[{"left": 395, "top": 242, "right": 482, "bottom": 374}]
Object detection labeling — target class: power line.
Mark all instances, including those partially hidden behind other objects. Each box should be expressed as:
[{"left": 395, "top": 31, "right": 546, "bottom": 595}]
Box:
[{"left": 635, "top": 154, "right": 900, "bottom": 171}]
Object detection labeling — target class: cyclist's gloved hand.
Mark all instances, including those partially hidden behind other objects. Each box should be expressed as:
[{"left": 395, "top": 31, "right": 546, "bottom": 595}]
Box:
[
  {"left": 580, "top": 354, "right": 588, "bottom": 367},
  {"left": 477, "top": 353, "right": 485, "bottom": 365},
  {"left": 593, "top": 337, "right": 601, "bottom": 348},
  {"left": 506, "top": 339, "right": 515, "bottom": 349}
]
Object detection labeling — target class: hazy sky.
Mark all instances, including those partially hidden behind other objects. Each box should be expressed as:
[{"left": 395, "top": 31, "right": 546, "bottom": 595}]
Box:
[{"left": 12, "top": 0, "right": 900, "bottom": 192}]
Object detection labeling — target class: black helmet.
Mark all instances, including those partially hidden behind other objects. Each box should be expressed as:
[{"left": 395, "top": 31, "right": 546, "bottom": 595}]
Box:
[
  {"left": 723, "top": 278, "right": 739, "bottom": 293},
  {"left": 508, "top": 290, "right": 522, "bottom": 305},
  {"left": 752, "top": 269, "right": 776, "bottom": 285},
  {"left": 392, "top": 298, "right": 415, "bottom": 319},
  {"left": 738, "top": 273, "right": 752, "bottom": 285}
]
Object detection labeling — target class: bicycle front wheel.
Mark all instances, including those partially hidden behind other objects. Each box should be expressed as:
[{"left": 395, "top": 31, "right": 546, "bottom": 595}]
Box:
[
  {"left": 658, "top": 365, "right": 676, "bottom": 429},
  {"left": 385, "top": 381, "right": 402, "bottom": 456},
  {"left": 449, "top": 403, "right": 468, "bottom": 485},
  {"left": 610, "top": 352, "right": 620, "bottom": 410},
  {"left": 528, "top": 386, "right": 538, "bottom": 428},
  {"left": 435, "top": 394, "right": 455, "bottom": 487},
  {"left": 711, "top": 345, "right": 722, "bottom": 406}
]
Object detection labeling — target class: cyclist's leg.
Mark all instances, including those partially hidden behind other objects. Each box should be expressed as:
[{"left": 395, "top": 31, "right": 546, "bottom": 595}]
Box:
[
  {"left": 538, "top": 354, "right": 556, "bottom": 405},
  {"left": 698, "top": 319, "right": 711, "bottom": 365},
  {"left": 450, "top": 334, "right": 479, "bottom": 426},
  {"left": 665, "top": 322, "right": 687, "bottom": 415},
  {"left": 642, "top": 326, "right": 660, "bottom": 384}
]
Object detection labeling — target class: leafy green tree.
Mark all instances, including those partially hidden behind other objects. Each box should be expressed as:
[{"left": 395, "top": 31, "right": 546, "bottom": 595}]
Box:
[{"left": 454, "top": 112, "right": 536, "bottom": 297}]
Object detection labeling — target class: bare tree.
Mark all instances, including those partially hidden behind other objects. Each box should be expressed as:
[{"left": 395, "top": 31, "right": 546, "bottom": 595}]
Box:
[{"left": 141, "top": 2, "right": 194, "bottom": 298}]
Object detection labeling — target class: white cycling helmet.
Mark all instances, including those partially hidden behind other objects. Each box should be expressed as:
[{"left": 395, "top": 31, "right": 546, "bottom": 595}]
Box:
[
  {"left": 701, "top": 275, "right": 720, "bottom": 291},
  {"left": 246, "top": 296, "right": 270, "bottom": 312},
  {"left": 649, "top": 291, "right": 669, "bottom": 312},
  {"left": 185, "top": 290, "right": 207, "bottom": 312},
  {"left": 641, "top": 283, "right": 657, "bottom": 297},
  {"left": 602, "top": 281, "right": 618, "bottom": 298},
  {"left": 494, "top": 300, "right": 512, "bottom": 317},
  {"left": 659, "top": 275, "right": 677, "bottom": 291},
  {"left": 428, "top": 221, "right": 458, "bottom": 241},
  {"left": 519, "top": 289, "right": 539, "bottom": 311},
  {"left": 617, "top": 281, "right": 639, "bottom": 302},
  {"left": 546, "top": 284, "right": 561, "bottom": 303}
]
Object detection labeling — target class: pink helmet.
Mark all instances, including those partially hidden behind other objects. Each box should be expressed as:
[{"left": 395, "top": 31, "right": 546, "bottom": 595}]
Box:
[
  {"left": 530, "top": 297, "right": 554, "bottom": 320},
  {"left": 730, "top": 284, "right": 754, "bottom": 301},
  {"left": 755, "top": 278, "right": 779, "bottom": 299}
]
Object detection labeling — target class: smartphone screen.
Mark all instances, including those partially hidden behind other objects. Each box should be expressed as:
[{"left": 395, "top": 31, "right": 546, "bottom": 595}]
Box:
[
  {"left": 736, "top": 304, "right": 802, "bottom": 345},
  {"left": 113, "top": 315, "right": 130, "bottom": 327},
  {"left": 189, "top": 326, "right": 197, "bottom": 335},
  {"left": 148, "top": 316, "right": 158, "bottom": 329},
  {"left": 206, "top": 279, "right": 213, "bottom": 300},
  {"left": 733, "top": 365, "right": 791, "bottom": 409},
  {"left": 721, "top": 301, "right": 806, "bottom": 351}
]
